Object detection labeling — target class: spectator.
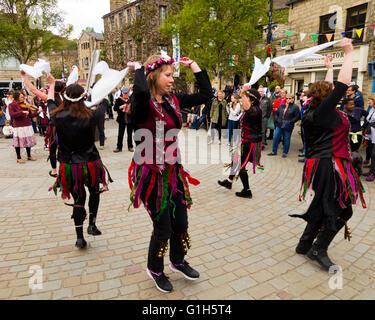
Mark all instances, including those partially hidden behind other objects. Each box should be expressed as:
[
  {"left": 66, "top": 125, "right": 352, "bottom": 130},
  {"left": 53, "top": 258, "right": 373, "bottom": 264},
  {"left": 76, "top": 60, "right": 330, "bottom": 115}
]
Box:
[
  {"left": 208, "top": 90, "right": 228, "bottom": 145},
  {"left": 190, "top": 104, "right": 208, "bottom": 130},
  {"left": 268, "top": 88, "right": 287, "bottom": 140},
  {"left": 113, "top": 88, "right": 134, "bottom": 153},
  {"left": 2, "top": 120, "right": 14, "bottom": 138},
  {"left": 367, "top": 97, "right": 374, "bottom": 113},
  {"left": 362, "top": 104, "right": 375, "bottom": 181},
  {"left": 272, "top": 86, "right": 281, "bottom": 101},
  {"left": 344, "top": 84, "right": 364, "bottom": 110},
  {"left": 184, "top": 106, "right": 197, "bottom": 128},
  {"left": 258, "top": 87, "right": 272, "bottom": 150},
  {"left": 343, "top": 98, "right": 367, "bottom": 152},
  {"left": 268, "top": 94, "right": 300, "bottom": 158},
  {"left": 226, "top": 93, "right": 242, "bottom": 146}
]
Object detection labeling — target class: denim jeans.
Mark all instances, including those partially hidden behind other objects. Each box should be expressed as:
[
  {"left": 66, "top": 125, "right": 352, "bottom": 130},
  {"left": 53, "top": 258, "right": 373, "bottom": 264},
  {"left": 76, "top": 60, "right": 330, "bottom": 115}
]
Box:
[
  {"left": 227, "top": 119, "right": 239, "bottom": 144},
  {"left": 272, "top": 126, "right": 292, "bottom": 155},
  {"left": 191, "top": 115, "right": 206, "bottom": 130}
]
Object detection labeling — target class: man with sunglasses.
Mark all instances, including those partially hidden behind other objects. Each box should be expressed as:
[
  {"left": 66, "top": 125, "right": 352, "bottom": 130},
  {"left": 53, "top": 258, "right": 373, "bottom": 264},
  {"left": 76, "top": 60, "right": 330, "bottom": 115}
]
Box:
[{"left": 268, "top": 94, "right": 300, "bottom": 158}]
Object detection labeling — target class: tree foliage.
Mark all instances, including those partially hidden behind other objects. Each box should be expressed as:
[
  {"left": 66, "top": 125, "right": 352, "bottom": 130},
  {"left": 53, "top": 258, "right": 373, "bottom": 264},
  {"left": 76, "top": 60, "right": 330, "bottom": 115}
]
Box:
[
  {"left": 160, "top": 0, "right": 272, "bottom": 81},
  {"left": 0, "top": 0, "right": 73, "bottom": 63}
]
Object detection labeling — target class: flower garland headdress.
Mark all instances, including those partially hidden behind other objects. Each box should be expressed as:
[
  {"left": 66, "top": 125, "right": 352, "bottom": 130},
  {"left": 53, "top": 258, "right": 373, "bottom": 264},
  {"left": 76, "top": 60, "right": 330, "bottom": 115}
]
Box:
[{"left": 146, "top": 50, "right": 175, "bottom": 75}]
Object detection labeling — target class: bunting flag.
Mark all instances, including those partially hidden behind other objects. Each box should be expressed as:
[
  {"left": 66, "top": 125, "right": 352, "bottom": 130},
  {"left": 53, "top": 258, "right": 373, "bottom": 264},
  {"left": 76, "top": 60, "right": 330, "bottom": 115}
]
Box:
[
  {"left": 311, "top": 34, "right": 318, "bottom": 44},
  {"left": 286, "top": 30, "right": 293, "bottom": 37},
  {"left": 355, "top": 28, "right": 363, "bottom": 39},
  {"left": 325, "top": 33, "right": 334, "bottom": 42},
  {"left": 341, "top": 31, "right": 346, "bottom": 37},
  {"left": 372, "top": 24, "right": 375, "bottom": 36},
  {"left": 300, "top": 32, "right": 306, "bottom": 41}
]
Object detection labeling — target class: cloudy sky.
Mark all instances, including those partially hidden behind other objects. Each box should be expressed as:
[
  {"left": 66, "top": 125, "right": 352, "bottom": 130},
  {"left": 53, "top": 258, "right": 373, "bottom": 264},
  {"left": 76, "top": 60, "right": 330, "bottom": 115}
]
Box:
[{"left": 57, "top": 0, "right": 110, "bottom": 39}]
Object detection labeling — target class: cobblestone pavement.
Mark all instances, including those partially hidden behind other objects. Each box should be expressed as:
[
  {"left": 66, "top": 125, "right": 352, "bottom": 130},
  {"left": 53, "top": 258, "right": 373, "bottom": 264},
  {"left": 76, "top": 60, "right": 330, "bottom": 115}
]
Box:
[{"left": 1, "top": 120, "right": 374, "bottom": 300}]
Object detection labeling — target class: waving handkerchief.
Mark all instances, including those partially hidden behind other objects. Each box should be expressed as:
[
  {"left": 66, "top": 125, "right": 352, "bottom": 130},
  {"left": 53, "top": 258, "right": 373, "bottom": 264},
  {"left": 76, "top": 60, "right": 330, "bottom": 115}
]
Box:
[
  {"left": 245, "top": 57, "right": 272, "bottom": 86},
  {"left": 20, "top": 59, "right": 51, "bottom": 79},
  {"left": 85, "top": 61, "right": 129, "bottom": 107},
  {"left": 66, "top": 66, "right": 79, "bottom": 86},
  {"left": 272, "top": 40, "right": 340, "bottom": 68}
]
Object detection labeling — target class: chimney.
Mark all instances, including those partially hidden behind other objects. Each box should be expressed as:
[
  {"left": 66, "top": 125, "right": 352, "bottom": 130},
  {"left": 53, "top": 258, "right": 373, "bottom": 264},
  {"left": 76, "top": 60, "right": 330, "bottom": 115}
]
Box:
[{"left": 110, "top": 0, "right": 128, "bottom": 12}]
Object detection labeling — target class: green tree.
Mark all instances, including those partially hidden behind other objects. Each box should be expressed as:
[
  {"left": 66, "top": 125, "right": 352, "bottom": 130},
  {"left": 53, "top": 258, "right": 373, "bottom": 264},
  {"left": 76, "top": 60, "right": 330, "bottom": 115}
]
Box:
[
  {"left": 0, "top": 0, "right": 72, "bottom": 64},
  {"left": 160, "top": 0, "right": 270, "bottom": 83}
]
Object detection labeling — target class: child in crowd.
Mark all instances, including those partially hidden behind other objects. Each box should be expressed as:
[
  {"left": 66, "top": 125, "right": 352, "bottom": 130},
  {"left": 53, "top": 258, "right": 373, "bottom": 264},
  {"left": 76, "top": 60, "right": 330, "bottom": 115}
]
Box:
[{"left": 2, "top": 120, "right": 14, "bottom": 139}]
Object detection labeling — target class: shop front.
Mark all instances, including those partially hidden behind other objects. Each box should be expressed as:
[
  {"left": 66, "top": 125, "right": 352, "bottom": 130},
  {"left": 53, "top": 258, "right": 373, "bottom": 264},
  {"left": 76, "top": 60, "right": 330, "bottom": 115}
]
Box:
[{"left": 283, "top": 44, "right": 370, "bottom": 98}]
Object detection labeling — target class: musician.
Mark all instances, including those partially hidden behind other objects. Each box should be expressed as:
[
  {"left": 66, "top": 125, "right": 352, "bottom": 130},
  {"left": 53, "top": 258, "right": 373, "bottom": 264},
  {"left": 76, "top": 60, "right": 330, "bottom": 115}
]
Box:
[{"left": 8, "top": 90, "right": 40, "bottom": 163}]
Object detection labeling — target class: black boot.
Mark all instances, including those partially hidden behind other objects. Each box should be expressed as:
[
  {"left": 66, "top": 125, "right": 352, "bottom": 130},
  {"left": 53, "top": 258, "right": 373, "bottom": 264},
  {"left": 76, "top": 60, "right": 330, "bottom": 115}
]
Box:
[
  {"left": 307, "top": 245, "right": 336, "bottom": 271},
  {"left": 235, "top": 189, "right": 252, "bottom": 198},
  {"left": 307, "top": 226, "right": 338, "bottom": 271},
  {"left": 88, "top": 212, "right": 102, "bottom": 236},
  {"left": 295, "top": 221, "right": 322, "bottom": 254},
  {"left": 218, "top": 179, "right": 232, "bottom": 190},
  {"left": 307, "top": 215, "right": 351, "bottom": 271}
]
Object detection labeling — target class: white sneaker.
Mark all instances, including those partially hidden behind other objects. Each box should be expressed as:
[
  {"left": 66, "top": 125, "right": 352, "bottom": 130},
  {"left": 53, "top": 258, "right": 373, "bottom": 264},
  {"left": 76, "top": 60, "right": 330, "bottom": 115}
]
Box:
[
  {"left": 218, "top": 140, "right": 221, "bottom": 145},
  {"left": 208, "top": 140, "right": 213, "bottom": 145}
]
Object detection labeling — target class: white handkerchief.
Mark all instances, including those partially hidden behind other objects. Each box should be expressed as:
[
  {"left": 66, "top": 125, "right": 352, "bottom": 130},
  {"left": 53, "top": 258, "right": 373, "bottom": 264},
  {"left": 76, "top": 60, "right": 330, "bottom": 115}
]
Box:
[{"left": 20, "top": 59, "right": 51, "bottom": 79}]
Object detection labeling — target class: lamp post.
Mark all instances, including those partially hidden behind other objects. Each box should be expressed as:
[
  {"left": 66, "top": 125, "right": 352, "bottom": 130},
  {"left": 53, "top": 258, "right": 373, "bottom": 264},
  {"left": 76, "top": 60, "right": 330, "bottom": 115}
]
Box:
[
  {"left": 61, "top": 50, "right": 65, "bottom": 81},
  {"left": 265, "top": 0, "right": 274, "bottom": 91}
]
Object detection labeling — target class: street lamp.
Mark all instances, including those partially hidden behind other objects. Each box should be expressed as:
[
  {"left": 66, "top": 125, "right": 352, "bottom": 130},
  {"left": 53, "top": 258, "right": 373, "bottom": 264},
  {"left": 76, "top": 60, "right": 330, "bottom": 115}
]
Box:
[
  {"left": 265, "top": 0, "right": 274, "bottom": 89},
  {"left": 61, "top": 50, "right": 65, "bottom": 81}
]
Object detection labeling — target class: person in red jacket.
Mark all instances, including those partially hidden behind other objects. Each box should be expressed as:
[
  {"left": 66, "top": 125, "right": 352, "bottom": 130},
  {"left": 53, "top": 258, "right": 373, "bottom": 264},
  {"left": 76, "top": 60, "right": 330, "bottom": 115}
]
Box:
[
  {"left": 268, "top": 89, "right": 287, "bottom": 140},
  {"left": 8, "top": 91, "right": 39, "bottom": 163}
]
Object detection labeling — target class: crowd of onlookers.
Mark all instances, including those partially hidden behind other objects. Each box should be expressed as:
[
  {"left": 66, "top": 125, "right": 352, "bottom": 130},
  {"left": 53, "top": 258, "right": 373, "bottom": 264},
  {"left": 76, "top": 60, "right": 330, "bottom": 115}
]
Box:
[{"left": 181, "top": 82, "right": 375, "bottom": 181}]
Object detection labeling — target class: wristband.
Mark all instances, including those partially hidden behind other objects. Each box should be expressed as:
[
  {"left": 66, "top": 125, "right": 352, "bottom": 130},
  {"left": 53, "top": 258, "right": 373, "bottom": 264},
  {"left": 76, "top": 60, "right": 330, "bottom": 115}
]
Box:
[
  {"left": 327, "top": 68, "right": 333, "bottom": 72},
  {"left": 189, "top": 60, "right": 195, "bottom": 67}
]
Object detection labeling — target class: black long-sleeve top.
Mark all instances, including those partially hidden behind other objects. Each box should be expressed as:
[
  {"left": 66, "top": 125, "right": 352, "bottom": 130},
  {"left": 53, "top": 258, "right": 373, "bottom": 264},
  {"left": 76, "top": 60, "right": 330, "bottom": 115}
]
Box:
[
  {"left": 302, "top": 81, "right": 351, "bottom": 160},
  {"left": 47, "top": 100, "right": 101, "bottom": 164},
  {"left": 131, "top": 66, "right": 213, "bottom": 128}
]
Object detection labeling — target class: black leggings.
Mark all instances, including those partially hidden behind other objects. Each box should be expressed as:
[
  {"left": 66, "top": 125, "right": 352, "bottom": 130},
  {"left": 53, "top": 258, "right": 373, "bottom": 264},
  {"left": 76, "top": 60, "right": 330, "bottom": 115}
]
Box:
[
  {"left": 49, "top": 143, "right": 57, "bottom": 170},
  {"left": 228, "top": 142, "right": 252, "bottom": 190},
  {"left": 70, "top": 185, "right": 100, "bottom": 227},
  {"left": 146, "top": 181, "right": 189, "bottom": 273},
  {"left": 15, "top": 147, "right": 31, "bottom": 159}
]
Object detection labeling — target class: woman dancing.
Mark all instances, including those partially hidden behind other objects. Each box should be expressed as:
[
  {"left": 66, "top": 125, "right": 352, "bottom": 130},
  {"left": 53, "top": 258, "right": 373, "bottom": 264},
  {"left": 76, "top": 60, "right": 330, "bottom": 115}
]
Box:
[
  {"left": 128, "top": 55, "right": 212, "bottom": 293},
  {"left": 21, "top": 71, "right": 65, "bottom": 177},
  {"left": 291, "top": 38, "right": 366, "bottom": 271},
  {"left": 46, "top": 74, "right": 112, "bottom": 249},
  {"left": 218, "top": 87, "right": 263, "bottom": 199}
]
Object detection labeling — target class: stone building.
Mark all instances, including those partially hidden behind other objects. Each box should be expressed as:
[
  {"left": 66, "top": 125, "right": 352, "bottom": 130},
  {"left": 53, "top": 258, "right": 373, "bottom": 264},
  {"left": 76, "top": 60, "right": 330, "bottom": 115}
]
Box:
[
  {"left": 49, "top": 50, "right": 78, "bottom": 81},
  {"left": 77, "top": 31, "right": 105, "bottom": 82},
  {"left": 102, "top": 0, "right": 175, "bottom": 72},
  {"left": 281, "top": 0, "right": 375, "bottom": 100}
]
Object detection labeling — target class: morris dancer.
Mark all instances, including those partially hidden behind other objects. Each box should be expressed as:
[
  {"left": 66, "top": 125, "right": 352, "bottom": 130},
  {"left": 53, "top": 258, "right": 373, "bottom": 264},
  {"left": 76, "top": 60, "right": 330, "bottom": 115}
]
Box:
[
  {"left": 128, "top": 55, "right": 212, "bottom": 293},
  {"left": 46, "top": 74, "right": 112, "bottom": 249},
  {"left": 21, "top": 71, "right": 65, "bottom": 177},
  {"left": 218, "top": 87, "right": 263, "bottom": 199},
  {"left": 291, "top": 39, "right": 366, "bottom": 271}
]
